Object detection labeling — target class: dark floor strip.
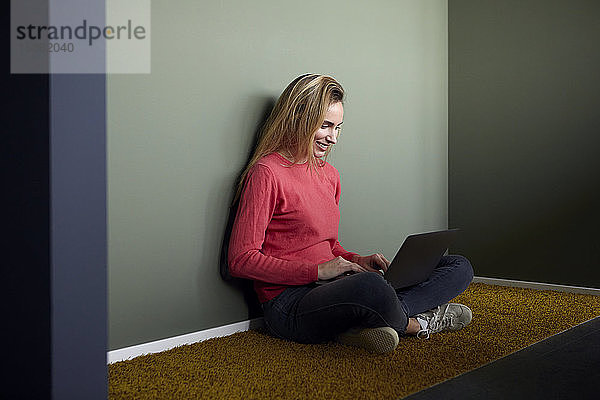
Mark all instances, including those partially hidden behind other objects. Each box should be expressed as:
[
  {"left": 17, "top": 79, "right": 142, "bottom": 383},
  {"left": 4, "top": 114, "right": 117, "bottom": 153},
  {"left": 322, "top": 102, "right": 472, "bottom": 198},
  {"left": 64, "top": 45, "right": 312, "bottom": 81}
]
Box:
[{"left": 406, "top": 316, "right": 600, "bottom": 400}]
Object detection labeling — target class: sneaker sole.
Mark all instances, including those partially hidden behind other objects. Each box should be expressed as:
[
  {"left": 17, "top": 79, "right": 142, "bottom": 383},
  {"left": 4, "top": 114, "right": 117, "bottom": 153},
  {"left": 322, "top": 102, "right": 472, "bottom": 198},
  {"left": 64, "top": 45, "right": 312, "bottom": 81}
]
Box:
[{"left": 337, "top": 327, "right": 399, "bottom": 353}]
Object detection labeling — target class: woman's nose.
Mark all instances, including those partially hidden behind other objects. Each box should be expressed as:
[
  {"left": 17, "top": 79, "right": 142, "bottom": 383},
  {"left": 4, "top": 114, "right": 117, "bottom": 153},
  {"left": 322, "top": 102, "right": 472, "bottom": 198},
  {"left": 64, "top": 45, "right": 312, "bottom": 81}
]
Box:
[{"left": 327, "top": 130, "right": 338, "bottom": 144}]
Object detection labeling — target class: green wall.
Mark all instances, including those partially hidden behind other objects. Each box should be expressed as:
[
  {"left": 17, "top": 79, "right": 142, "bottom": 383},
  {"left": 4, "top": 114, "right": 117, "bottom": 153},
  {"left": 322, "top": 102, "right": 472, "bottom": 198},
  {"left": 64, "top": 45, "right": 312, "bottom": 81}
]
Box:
[
  {"left": 449, "top": 0, "right": 600, "bottom": 287},
  {"left": 108, "top": 0, "right": 448, "bottom": 350}
]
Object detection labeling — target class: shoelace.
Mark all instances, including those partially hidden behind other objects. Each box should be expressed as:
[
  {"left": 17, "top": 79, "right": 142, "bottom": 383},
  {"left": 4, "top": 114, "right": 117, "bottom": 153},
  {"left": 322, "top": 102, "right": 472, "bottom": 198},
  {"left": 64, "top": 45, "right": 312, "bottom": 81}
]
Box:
[{"left": 416, "top": 305, "right": 455, "bottom": 339}]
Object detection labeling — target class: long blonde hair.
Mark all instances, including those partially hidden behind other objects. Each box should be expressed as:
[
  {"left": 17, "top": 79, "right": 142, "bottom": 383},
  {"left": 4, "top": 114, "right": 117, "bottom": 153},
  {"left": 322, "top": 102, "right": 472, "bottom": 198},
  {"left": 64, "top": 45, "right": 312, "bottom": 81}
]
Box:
[{"left": 234, "top": 74, "right": 345, "bottom": 203}]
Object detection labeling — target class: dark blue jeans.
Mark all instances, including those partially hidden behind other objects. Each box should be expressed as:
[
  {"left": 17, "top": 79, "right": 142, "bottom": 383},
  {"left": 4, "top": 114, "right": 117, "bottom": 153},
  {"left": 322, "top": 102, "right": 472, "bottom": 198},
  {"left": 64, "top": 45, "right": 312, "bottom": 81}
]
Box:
[{"left": 261, "top": 255, "right": 474, "bottom": 344}]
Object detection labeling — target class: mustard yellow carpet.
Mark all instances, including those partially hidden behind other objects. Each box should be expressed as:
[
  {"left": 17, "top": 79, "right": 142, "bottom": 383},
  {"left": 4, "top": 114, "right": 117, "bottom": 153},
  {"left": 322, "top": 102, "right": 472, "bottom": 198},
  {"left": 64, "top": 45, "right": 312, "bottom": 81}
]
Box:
[{"left": 109, "top": 283, "right": 600, "bottom": 399}]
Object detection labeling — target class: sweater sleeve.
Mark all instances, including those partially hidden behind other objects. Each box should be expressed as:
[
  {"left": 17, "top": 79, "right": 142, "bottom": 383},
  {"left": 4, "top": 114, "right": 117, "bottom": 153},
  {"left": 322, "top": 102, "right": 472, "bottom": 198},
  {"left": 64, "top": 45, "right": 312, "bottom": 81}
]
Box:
[
  {"left": 330, "top": 168, "right": 360, "bottom": 262},
  {"left": 228, "top": 164, "right": 319, "bottom": 285},
  {"left": 331, "top": 241, "right": 359, "bottom": 262}
]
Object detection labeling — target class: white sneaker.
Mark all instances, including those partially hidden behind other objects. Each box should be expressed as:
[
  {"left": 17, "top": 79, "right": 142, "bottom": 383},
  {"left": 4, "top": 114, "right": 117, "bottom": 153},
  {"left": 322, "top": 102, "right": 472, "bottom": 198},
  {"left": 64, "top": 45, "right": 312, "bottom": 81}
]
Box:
[
  {"left": 415, "top": 303, "right": 473, "bottom": 339},
  {"left": 336, "top": 326, "right": 399, "bottom": 353}
]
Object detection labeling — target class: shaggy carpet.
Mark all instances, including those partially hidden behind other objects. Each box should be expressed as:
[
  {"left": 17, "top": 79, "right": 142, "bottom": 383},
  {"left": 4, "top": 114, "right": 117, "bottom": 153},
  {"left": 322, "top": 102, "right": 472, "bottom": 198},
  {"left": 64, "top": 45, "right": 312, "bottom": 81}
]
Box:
[{"left": 109, "top": 283, "right": 600, "bottom": 399}]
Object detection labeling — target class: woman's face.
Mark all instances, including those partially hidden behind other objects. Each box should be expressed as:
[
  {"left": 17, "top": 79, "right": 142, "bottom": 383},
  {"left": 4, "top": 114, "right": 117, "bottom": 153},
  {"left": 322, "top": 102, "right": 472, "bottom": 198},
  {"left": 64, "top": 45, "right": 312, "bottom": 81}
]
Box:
[{"left": 313, "top": 102, "right": 344, "bottom": 158}]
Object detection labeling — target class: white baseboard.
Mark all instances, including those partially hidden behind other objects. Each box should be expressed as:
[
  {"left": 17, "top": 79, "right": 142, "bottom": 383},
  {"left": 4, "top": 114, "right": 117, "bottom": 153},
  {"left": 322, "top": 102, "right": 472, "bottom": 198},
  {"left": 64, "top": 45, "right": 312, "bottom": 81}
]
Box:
[
  {"left": 473, "top": 276, "right": 600, "bottom": 295},
  {"left": 108, "top": 277, "right": 599, "bottom": 364},
  {"left": 107, "top": 317, "right": 264, "bottom": 364}
]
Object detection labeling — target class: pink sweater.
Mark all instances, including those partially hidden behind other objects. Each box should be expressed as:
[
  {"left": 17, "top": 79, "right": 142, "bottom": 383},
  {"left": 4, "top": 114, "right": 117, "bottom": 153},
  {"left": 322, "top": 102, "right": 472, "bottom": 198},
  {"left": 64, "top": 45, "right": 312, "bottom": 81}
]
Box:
[{"left": 228, "top": 152, "right": 359, "bottom": 303}]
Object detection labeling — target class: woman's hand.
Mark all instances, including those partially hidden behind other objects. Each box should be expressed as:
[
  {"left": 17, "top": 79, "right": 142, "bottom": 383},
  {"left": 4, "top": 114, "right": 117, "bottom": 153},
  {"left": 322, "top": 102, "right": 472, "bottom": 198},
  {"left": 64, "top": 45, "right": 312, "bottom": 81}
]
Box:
[
  {"left": 317, "top": 256, "right": 366, "bottom": 281},
  {"left": 352, "top": 253, "right": 391, "bottom": 274}
]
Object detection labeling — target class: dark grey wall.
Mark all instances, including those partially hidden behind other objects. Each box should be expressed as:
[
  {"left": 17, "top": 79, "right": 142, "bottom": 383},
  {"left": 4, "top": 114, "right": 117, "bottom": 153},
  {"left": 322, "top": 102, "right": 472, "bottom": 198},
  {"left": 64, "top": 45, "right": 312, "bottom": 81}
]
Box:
[
  {"left": 6, "top": 2, "right": 107, "bottom": 398},
  {"left": 5, "top": 6, "right": 51, "bottom": 398},
  {"left": 449, "top": 0, "right": 600, "bottom": 287},
  {"left": 51, "top": 74, "right": 107, "bottom": 399}
]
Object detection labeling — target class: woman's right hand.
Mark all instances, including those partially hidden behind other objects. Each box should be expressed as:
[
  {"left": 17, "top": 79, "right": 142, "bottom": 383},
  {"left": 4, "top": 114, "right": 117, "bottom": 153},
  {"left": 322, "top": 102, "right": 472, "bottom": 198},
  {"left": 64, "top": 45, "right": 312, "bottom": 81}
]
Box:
[{"left": 317, "top": 256, "right": 367, "bottom": 281}]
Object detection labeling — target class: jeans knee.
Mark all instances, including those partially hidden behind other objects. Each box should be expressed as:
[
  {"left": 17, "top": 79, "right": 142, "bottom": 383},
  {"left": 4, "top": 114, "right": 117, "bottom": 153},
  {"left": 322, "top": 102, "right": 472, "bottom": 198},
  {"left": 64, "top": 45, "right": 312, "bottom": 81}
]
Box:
[
  {"left": 350, "top": 272, "right": 398, "bottom": 308},
  {"left": 357, "top": 271, "right": 389, "bottom": 289},
  {"left": 451, "top": 254, "right": 474, "bottom": 286},
  {"left": 333, "top": 272, "right": 406, "bottom": 333}
]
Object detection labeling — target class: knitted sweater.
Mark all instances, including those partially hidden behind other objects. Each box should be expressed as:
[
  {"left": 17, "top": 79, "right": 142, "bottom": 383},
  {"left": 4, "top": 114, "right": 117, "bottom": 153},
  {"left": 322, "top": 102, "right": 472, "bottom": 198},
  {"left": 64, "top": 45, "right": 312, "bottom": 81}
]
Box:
[{"left": 228, "top": 152, "right": 358, "bottom": 303}]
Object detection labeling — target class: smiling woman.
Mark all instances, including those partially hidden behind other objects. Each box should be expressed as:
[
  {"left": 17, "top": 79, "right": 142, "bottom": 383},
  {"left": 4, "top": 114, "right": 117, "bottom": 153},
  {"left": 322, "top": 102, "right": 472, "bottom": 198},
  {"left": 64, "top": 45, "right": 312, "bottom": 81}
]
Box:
[
  {"left": 233, "top": 74, "right": 346, "bottom": 203},
  {"left": 227, "top": 74, "right": 475, "bottom": 353}
]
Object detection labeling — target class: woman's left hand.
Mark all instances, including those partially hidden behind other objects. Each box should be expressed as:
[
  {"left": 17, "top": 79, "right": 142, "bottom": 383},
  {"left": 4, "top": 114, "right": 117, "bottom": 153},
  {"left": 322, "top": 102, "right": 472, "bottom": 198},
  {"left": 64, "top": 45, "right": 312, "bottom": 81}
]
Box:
[{"left": 353, "top": 253, "right": 391, "bottom": 274}]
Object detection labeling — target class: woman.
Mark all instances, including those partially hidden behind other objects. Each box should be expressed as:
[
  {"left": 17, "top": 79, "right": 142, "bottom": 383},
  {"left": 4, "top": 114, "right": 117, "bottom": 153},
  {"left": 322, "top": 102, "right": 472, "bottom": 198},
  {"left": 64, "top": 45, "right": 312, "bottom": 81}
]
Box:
[{"left": 228, "top": 74, "right": 474, "bottom": 353}]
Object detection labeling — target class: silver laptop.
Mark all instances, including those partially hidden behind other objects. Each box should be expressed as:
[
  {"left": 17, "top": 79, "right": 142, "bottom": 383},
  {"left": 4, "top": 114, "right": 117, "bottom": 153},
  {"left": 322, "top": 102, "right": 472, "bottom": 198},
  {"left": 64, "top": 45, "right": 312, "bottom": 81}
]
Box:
[{"left": 317, "top": 228, "right": 459, "bottom": 289}]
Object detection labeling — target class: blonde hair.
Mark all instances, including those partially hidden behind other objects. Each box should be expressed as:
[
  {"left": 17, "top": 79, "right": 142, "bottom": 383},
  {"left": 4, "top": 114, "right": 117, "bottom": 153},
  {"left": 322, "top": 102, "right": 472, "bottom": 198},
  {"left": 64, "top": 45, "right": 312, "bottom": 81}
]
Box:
[{"left": 234, "top": 74, "right": 345, "bottom": 203}]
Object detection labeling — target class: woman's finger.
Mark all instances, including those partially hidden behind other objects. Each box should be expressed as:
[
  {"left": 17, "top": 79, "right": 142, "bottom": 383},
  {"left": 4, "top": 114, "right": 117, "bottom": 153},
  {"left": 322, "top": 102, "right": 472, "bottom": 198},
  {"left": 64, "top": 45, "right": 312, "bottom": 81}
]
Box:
[
  {"left": 373, "top": 253, "right": 389, "bottom": 272},
  {"left": 351, "top": 263, "right": 368, "bottom": 273},
  {"left": 381, "top": 253, "right": 391, "bottom": 266},
  {"left": 363, "top": 262, "right": 382, "bottom": 274}
]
